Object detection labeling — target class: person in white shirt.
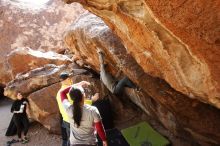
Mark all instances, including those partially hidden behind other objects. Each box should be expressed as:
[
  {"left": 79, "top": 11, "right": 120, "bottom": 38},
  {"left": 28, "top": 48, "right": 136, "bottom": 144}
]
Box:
[{"left": 60, "top": 81, "right": 108, "bottom": 146}]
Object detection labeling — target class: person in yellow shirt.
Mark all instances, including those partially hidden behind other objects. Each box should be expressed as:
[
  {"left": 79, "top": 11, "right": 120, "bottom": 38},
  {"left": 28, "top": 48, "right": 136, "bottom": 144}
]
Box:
[
  {"left": 56, "top": 72, "right": 93, "bottom": 146},
  {"left": 56, "top": 72, "right": 72, "bottom": 146}
]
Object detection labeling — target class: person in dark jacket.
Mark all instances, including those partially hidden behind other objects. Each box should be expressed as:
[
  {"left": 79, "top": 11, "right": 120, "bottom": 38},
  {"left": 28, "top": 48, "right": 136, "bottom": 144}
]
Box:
[
  {"left": 91, "top": 93, "right": 114, "bottom": 130},
  {"left": 11, "top": 92, "right": 29, "bottom": 144}
]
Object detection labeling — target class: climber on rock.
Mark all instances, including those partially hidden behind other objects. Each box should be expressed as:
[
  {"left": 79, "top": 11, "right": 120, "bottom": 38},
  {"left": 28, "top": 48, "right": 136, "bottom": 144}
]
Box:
[{"left": 97, "top": 49, "right": 137, "bottom": 96}]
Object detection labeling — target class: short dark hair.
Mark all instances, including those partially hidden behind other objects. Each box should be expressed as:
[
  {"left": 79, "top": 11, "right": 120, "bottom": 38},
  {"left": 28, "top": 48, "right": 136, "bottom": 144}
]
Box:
[{"left": 60, "top": 72, "right": 70, "bottom": 80}]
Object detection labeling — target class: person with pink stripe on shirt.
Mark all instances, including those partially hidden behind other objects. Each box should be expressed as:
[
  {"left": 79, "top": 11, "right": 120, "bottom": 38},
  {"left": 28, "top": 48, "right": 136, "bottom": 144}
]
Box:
[{"left": 60, "top": 81, "right": 108, "bottom": 146}]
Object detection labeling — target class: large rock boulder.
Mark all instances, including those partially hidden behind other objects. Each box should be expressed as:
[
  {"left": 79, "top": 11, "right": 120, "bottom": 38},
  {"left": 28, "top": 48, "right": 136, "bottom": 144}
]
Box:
[
  {"left": 0, "top": 47, "right": 72, "bottom": 84},
  {"left": 28, "top": 82, "right": 61, "bottom": 134},
  {"left": 0, "top": 0, "right": 85, "bottom": 85},
  {"left": 0, "top": 0, "right": 84, "bottom": 53},
  {"left": 63, "top": 0, "right": 220, "bottom": 109},
  {"left": 64, "top": 12, "right": 220, "bottom": 145},
  {"left": 4, "top": 63, "right": 79, "bottom": 100}
]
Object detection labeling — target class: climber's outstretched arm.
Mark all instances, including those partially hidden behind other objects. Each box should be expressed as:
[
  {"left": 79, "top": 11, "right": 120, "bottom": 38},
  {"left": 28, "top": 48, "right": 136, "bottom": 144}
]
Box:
[{"left": 97, "top": 49, "right": 117, "bottom": 93}]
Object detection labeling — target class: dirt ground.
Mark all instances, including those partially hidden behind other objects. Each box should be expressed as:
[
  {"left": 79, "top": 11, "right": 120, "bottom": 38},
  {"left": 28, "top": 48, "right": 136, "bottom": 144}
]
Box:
[
  {"left": 0, "top": 98, "right": 143, "bottom": 146},
  {"left": 0, "top": 98, "right": 189, "bottom": 146},
  {"left": 0, "top": 98, "right": 61, "bottom": 146}
]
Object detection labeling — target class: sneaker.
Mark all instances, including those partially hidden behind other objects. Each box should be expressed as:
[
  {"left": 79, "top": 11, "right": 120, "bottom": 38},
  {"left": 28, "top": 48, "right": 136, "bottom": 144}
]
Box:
[
  {"left": 13, "top": 139, "right": 21, "bottom": 143},
  {"left": 6, "top": 139, "right": 20, "bottom": 145},
  {"left": 23, "top": 136, "right": 29, "bottom": 141},
  {"left": 135, "top": 87, "right": 141, "bottom": 92},
  {"left": 21, "top": 138, "right": 29, "bottom": 144}
]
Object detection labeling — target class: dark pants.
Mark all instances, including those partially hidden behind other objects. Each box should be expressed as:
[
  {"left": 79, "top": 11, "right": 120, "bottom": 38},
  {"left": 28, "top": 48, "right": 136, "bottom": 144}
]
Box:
[
  {"left": 113, "top": 76, "right": 136, "bottom": 95},
  {"left": 12, "top": 114, "right": 29, "bottom": 139},
  {"left": 92, "top": 99, "right": 114, "bottom": 130},
  {"left": 100, "top": 65, "right": 136, "bottom": 95},
  {"left": 60, "top": 114, "right": 70, "bottom": 146},
  {"left": 62, "top": 120, "right": 70, "bottom": 146},
  {"left": 71, "top": 144, "right": 97, "bottom": 146},
  {"left": 99, "top": 52, "right": 136, "bottom": 95},
  {"left": 93, "top": 99, "right": 114, "bottom": 146}
]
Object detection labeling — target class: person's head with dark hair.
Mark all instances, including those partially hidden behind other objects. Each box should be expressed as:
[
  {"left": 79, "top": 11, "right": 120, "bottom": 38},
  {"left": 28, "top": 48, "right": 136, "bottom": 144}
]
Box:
[
  {"left": 69, "top": 87, "right": 85, "bottom": 127},
  {"left": 60, "top": 72, "right": 72, "bottom": 86},
  {"left": 60, "top": 72, "right": 69, "bottom": 80},
  {"left": 13, "top": 89, "right": 25, "bottom": 100},
  {"left": 16, "top": 92, "right": 24, "bottom": 100}
]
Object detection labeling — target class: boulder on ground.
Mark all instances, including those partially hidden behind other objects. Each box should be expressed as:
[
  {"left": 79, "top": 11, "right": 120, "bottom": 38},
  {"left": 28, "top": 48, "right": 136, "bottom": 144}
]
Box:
[
  {"left": 4, "top": 64, "right": 74, "bottom": 100},
  {"left": 0, "top": 47, "right": 72, "bottom": 85}
]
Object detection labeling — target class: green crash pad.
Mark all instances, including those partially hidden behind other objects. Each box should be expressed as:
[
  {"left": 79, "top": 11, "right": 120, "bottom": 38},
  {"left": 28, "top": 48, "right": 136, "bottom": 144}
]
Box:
[{"left": 121, "top": 122, "right": 170, "bottom": 146}]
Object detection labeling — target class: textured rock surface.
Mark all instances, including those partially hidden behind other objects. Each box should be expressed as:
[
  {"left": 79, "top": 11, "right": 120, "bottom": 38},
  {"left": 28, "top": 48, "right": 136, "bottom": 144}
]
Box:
[
  {"left": 0, "top": 0, "right": 85, "bottom": 85},
  {"left": 0, "top": 47, "right": 72, "bottom": 85},
  {"left": 28, "top": 82, "right": 61, "bottom": 134},
  {"left": 0, "top": 0, "right": 84, "bottom": 53},
  {"left": 63, "top": 0, "right": 220, "bottom": 109},
  {"left": 64, "top": 12, "right": 220, "bottom": 145},
  {"left": 4, "top": 63, "right": 77, "bottom": 100}
]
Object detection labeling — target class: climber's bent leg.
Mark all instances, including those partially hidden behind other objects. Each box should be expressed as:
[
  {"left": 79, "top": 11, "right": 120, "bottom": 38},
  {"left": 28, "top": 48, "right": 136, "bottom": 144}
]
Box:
[{"left": 113, "top": 77, "right": 136, "bottom": 95}]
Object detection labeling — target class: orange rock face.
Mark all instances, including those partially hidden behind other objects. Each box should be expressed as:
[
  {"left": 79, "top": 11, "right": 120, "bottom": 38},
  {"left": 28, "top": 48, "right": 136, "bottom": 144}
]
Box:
[
  {"left": 63, "top": 0, "right": 220, "bottom": 109},
  {"left": 64, "top": 12, "right": 220, "bottom": 145}
]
